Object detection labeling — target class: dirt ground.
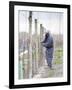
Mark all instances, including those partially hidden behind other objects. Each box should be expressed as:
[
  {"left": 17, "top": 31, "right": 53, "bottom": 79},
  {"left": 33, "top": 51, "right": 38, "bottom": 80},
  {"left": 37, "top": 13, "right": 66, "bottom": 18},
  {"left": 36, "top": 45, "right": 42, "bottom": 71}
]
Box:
[{"left": 33, "top": 60, "right": 63, "bottom": 78}]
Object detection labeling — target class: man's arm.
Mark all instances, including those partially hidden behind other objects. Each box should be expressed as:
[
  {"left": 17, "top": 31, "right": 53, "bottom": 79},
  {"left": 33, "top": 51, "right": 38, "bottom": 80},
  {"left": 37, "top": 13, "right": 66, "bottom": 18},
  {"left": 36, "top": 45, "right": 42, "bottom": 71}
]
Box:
[
  {"left": 41, "top": 41, "right": 50, "bottom": 47},
  {"left": 41, "top": 37, "right": 53, "bottom": 48}
]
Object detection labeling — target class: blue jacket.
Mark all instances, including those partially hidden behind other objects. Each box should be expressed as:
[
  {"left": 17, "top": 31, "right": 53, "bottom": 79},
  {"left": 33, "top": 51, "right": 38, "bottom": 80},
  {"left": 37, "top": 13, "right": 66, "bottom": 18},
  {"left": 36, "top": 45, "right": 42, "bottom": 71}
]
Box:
[{"left": 41, "top": 34, "right": 53, "bottom": 49}]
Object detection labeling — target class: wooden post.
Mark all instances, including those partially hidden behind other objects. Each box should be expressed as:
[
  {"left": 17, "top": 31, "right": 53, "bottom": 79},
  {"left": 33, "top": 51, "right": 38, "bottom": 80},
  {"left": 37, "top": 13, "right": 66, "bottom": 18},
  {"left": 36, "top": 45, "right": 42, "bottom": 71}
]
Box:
[
  {"left": 25, "top": 33, "right": 28, "bottom": 78},
  {"left": 39, "top": 24, "right": 44, "bottom": 66},
  {"left": 28, "top": 11, "right": 32, "bottom": 78},
  {"left": 34, "top": 19, "right": 38, "bottom": 73},
  {"left": 26, "top": 34, "right": 30, "bottom": 78},
  {"left": 22, "top": 32, "right": 25, "bottom": 79},
  {"left": 42, "top": 26, "right": 46, "bottom": 66}
]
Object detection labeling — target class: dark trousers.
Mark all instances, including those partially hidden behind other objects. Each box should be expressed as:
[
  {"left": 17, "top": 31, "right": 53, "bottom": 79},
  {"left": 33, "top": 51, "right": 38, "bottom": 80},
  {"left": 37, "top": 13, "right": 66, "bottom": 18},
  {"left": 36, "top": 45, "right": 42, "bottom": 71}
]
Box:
[{"left": 45, "top": 48, "right": 53, "bottom": 68}]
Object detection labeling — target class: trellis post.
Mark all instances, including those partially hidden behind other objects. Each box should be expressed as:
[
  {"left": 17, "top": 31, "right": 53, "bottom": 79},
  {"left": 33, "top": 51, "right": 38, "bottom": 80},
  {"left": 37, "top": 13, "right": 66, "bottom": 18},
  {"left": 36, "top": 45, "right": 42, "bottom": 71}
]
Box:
[
  {"left": 28, "top": 11, "right": 33, "bottom": 78},
  {"left": 39, "top": 24, "right": 44, "bottom": 66},
  {"left": 35, "top": 19, "right": 38, "bottom": 73}
]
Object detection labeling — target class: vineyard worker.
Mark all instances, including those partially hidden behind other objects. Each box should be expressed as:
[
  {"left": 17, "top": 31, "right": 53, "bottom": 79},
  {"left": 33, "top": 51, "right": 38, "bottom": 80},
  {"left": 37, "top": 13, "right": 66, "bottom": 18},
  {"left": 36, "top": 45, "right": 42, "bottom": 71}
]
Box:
[{"left": 41, "top": 32, "right": 54, "bottom": 69}]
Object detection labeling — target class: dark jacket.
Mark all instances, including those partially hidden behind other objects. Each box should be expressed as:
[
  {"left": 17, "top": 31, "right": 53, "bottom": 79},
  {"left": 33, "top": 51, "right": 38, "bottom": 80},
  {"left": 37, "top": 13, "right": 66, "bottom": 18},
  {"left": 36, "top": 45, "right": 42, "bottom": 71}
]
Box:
[{"left": 41, "top": 33, "right": 53, "bottom": 49}]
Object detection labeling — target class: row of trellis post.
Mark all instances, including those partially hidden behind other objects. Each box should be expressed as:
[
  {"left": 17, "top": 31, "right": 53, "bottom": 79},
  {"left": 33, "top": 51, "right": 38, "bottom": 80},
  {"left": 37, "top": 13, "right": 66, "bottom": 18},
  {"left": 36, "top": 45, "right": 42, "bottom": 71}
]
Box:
[{"left": 19, "top": 11, "right": 46, "bottom": 79}]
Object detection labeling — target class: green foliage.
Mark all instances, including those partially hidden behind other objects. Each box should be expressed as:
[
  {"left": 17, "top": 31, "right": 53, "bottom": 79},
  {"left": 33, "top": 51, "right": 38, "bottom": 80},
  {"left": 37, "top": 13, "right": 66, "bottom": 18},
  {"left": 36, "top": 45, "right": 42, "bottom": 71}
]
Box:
[{"left": 54, "top": 48, "right": 63, "bottom": 64}]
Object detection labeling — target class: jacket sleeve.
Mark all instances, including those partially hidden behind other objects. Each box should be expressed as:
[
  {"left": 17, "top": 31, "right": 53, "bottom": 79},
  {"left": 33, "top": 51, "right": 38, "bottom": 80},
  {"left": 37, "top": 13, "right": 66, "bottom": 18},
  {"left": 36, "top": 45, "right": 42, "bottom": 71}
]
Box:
[
  {"left": 41, "top": 38, "right": 46, "bottom": 43},
  {"left": 41, "top": 37, "right": 53, "bottom": 48}
]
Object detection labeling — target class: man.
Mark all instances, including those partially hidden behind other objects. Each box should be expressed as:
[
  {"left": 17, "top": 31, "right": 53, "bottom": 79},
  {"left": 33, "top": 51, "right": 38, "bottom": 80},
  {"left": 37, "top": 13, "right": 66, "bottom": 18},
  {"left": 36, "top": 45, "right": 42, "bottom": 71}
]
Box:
[{"left": 41, "top": 32, "right": 54, "bottom": 69}]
